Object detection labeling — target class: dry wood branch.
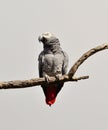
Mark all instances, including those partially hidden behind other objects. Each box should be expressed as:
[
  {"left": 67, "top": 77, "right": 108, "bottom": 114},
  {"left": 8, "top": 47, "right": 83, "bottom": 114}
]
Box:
[
  {"left": 0, "top": 75, "right": 89, "bottom": 89},
  {"left": 68, "top": 43, "right": 108, "bottom": 77},
  {"left": 0, "top": 43, "right": 108, "bottom": 89}
]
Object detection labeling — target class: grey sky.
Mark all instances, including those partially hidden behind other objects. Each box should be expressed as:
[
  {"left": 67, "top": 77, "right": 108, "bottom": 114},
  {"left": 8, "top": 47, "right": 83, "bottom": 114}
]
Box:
[{"left": 0, "top": 0, "right": 108, "bottom": 129}]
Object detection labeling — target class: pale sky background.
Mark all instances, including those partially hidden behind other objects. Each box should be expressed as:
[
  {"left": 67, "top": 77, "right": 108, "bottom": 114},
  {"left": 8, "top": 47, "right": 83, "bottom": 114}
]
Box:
[{"left": 0, "top": 0, "right": 108, "bottom": 130}]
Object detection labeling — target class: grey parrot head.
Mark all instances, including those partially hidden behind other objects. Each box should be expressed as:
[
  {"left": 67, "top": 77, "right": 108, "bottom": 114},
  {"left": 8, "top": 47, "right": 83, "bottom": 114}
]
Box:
[{"left": 38, "top": 32, "right": 60, "bottom": 46}]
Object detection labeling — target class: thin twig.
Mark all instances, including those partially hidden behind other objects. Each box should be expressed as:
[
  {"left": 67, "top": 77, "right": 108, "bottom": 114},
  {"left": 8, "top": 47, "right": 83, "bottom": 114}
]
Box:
[{"left": 68, "top": 43, "right": 108, "bottom": 77}]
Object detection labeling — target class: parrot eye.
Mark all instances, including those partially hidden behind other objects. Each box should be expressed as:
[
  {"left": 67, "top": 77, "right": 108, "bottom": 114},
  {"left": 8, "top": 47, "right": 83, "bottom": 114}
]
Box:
[{"left": 42, "top": 37, "right": 48, "bottom": 43}]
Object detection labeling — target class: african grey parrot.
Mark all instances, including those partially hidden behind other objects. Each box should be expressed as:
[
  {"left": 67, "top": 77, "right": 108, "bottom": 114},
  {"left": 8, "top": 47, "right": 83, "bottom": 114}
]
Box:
[{"left": 38, "top": 32, "right": 69, "bottom": 106}]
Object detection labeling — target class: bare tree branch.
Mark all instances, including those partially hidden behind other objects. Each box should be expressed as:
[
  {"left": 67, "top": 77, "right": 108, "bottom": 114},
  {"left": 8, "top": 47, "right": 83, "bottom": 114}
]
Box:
[
  {"left": 0, "top": 43, "right": 108, "bottom": 89},
  {"left": 68, "top": 43, "right": 108, "bottom": 77},
  {"left": 0, "top": 75, "right": 89, "bottom": 89}
]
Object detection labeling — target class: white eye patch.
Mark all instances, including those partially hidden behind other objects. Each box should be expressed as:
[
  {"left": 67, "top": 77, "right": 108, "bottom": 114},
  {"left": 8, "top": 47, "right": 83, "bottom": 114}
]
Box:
[{"left": 42, "top": 32, "right": 54, "bottom": 39}]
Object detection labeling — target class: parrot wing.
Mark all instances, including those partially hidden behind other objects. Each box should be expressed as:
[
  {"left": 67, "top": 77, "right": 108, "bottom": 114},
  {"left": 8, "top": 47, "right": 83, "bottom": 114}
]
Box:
[
  {"left": 38, "top": 51, "right": 44, "bottom": 78},
  {"left": 62, "top": 51, "right": 69, "bottom": 75}
]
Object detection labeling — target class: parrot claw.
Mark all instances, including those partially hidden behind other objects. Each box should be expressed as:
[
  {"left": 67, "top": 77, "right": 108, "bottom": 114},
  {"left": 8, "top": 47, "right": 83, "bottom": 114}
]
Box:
[
  {"left": 44, "top": 74, "right": 50, "bottom": 83},
  {"left": 55, "top": 74, "right": 61, "bottom": 80}
]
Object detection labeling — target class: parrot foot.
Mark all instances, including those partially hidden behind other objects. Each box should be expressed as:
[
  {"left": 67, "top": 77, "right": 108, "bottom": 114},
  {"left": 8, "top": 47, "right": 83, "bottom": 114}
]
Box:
[
  {"left": 55, "top": 74, "right": 61, "bottom": 80},
  {"left": 44, "top": 74, "right": 50, "bottom": 83}
]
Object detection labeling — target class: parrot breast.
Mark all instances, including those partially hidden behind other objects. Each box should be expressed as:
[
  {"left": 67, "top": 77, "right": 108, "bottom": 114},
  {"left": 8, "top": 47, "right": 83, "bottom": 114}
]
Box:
[{"left": 45, "top": 85, "right": 57, "bottom": 106}]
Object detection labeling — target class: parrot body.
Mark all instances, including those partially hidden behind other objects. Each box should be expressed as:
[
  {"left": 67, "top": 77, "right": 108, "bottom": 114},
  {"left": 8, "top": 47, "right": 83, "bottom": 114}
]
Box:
[{"left": 38, "top": 32, "right": 68, "bottom": 106}]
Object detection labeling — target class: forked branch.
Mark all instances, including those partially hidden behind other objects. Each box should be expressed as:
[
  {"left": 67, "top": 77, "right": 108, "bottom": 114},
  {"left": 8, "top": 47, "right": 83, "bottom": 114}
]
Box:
[
  {"left": 68, "top": 43, "right": 108, "bottom": 77},
  {"left": 0, "top": 43, "right": 108, "bottom": 89}
]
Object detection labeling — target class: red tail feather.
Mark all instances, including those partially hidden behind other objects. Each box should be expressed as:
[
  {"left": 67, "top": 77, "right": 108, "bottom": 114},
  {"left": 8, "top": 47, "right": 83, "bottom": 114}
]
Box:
[{"left": 45, "top": 85, "right": 57, "bottom": 106}]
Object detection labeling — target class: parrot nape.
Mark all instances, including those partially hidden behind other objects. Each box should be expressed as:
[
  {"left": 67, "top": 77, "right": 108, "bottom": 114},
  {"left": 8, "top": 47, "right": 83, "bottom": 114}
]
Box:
[{"left": 38, "top": 32, "right": 69, "bottom": 106}]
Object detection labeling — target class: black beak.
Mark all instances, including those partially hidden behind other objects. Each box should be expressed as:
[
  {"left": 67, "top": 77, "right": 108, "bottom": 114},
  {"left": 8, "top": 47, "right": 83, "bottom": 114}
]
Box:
[
  {"left": 38, "top": 35, "right": 47, "bottom": 44},
  {"left": 38, "top": 36, "right": 43, "bottom": 42}
]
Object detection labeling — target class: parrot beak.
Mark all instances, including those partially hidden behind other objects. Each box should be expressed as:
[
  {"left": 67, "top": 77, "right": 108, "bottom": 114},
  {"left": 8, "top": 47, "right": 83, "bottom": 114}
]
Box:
[
  {"left": 38, "top": 35, "right": 47, "bottom": 44},
  {"left": 38, "top": 35, "right": 43, "bottom": 43}
]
